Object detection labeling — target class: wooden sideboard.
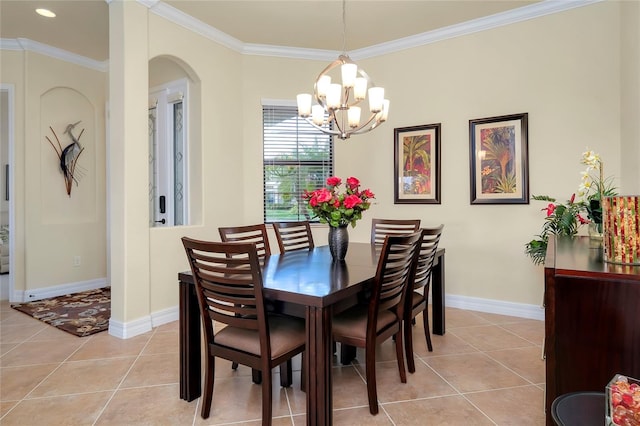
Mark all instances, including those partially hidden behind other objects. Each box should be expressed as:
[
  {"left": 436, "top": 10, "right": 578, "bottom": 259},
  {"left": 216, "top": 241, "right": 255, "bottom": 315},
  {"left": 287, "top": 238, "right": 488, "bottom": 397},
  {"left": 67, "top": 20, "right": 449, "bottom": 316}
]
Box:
[{"left": 544, "top": 235, "right": 640, "bottom": 425}]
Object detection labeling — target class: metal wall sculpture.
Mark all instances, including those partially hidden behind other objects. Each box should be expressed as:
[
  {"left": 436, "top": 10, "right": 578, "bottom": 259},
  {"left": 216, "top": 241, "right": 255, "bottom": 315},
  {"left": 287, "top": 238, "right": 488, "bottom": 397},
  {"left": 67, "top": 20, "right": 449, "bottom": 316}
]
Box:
[{"left": 45, "top": 121, "right": 85, "bottom": 197}]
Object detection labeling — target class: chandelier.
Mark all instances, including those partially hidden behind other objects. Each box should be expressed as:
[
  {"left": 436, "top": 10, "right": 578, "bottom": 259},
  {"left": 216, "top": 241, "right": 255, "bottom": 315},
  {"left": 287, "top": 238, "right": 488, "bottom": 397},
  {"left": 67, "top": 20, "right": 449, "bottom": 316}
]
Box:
[{"left": 296, "top": 0, "right": 389, "bottom": 140}]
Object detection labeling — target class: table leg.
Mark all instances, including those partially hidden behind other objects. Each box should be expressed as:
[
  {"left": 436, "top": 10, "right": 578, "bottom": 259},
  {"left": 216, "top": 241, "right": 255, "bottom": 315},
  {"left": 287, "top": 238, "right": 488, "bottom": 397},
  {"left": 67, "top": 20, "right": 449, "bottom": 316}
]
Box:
[
  {"left": 305, "top": 306, "right": 333, "bottom": 426},
  {"left": 179, "top": 280, "right": 201, "bottom": 401},
  {"left": 431, "top": 251, "right": 445, "bottom": 336}
]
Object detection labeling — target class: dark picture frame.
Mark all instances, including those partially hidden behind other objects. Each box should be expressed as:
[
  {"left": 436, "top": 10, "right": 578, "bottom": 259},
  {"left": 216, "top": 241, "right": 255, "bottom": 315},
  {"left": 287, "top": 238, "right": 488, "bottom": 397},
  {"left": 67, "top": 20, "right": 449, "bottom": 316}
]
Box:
[
  {"left": 469, "top": 113, "right": 529, "bottom": 204},
  {"left": 394, "top": 123, "right": 441, "bottom": 204}
]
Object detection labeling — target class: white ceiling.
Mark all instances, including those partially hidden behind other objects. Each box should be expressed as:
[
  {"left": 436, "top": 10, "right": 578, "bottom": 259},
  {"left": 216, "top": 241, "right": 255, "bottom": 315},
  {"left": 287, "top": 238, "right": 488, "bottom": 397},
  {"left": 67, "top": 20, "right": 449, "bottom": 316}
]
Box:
[{"left": 0, "top": 0, "right": 541, "bottom": 62}]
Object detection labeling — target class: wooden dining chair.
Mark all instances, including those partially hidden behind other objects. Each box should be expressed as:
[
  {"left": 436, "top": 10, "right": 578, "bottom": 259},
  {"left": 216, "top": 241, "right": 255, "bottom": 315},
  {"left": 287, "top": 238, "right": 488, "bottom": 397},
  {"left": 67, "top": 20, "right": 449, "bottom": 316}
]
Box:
[
  {"left": 370, "top": 218, "right": 421, "bottom": 245},
  {"left": 403, "top": 225, "right": 444, "bottom": 373},
  {"left": 332, "top": 231, "right": 422, "bottom": 415},
  {"left": 218, "top": 224, "right": 272, "bottom": 260},
  {"left": 273, "top": 221, "right": 315, "bottom": 253},
  {"left": 181, "top": 237, "right": 305, "bottom": 423},
  {"left": 218, "top": 223, "right": 278, "bottom": 378}
]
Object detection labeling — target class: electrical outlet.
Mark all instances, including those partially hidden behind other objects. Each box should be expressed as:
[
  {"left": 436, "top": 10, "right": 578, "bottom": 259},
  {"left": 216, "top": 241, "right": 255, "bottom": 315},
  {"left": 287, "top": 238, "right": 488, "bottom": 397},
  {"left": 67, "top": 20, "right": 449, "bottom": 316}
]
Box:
[{"left": 73, "top": 256, "right": 81, "bottom": 267}]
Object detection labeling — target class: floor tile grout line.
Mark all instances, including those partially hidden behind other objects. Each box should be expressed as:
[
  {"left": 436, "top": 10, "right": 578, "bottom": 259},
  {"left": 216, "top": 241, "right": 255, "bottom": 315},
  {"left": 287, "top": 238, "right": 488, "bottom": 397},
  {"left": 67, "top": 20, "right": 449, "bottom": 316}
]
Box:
[
  {"left": 18, "top": 329, "right": 96, "bottom": 404},
  {"left": 91, "top": 325, "right": 159, "bottom": 426}
]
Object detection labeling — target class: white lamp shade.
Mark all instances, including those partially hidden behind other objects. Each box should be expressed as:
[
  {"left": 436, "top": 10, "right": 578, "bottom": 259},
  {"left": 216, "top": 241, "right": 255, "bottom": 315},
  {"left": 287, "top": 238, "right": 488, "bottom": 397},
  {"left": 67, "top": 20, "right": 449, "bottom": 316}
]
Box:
[
  {"left": 380, "top": 99, "right": 390, "bottom": 122},
  {"left": 326, "top": 84, "right": 342, "bottom": 109},
  {"left": 348, "top": 107, "right": 361, "bottom": 128},
  {"left": 341, "top": 63, "right": 357, "bottom": 88},
  {"left": 297, "top": 94, "right": 312, "bottom": 117},
  {"left": 354, "top": 78, "right": 367, "bottom": 101},
  {"left": 316, "top": 75, "right": 332, "bottom": 98},
  {"left": 368, "top": 87, "right": 384, "bottom": 113},
  {"left": 312, "top": 105, "right": 325, "bottom": 125}
]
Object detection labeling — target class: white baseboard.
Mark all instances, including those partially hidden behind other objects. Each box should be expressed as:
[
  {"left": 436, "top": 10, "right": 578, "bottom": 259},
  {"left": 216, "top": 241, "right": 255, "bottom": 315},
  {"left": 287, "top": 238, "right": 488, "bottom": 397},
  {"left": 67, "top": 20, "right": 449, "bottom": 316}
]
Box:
[
  {"left": 0, "top": 274, "right": 10, "bottom": 300},
  {"left": 151, "top": 305, "right": 179, "bottom": 328},
  {"left": 446, "top": 294, "right": 544, "bottom": 321},
  {"left": 108, "top": 315, "right": 153, "bottom": 339},
  {"left": 13, "top": 278, "right": 108, "bottom": 303},
  {"left": 107, "top": 306, "right": 177, "bottom": 339}
]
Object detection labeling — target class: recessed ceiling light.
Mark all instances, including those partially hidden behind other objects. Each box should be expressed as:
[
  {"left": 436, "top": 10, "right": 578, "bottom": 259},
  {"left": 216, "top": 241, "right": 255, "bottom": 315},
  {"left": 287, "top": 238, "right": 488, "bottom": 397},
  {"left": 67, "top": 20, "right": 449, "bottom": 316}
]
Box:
[{"left": 35, "top": 8, "right": 56, "bottom": 18}]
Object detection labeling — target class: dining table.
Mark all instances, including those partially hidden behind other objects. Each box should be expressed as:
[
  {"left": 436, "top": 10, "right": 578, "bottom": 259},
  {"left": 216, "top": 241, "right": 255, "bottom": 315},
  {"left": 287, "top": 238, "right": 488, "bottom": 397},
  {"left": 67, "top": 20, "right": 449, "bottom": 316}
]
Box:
[{"left": 178, "top": 242, "right": 446, "bottom": 425}]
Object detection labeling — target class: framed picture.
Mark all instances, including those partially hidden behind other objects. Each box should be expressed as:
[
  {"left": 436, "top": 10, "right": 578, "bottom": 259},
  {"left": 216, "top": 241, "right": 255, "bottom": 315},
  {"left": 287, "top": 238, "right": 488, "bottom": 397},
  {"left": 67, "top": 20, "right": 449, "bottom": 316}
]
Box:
[
  {"left": 394, "top": 123, "right": 441, "bottom": 204},
  {"left": 469, "top": 113, "right": 529, "bottom": 204}
]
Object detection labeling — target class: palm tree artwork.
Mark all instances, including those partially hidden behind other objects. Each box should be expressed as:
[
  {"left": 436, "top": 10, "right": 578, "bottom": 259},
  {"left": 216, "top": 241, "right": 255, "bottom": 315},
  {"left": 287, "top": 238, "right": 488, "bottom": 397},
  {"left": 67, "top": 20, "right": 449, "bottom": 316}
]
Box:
[
  {"left": 402, "top": 134, "right": 431, "bottom": 195},
  {"left": 479, "top": 126, "right": 516, "bottom": 194}
]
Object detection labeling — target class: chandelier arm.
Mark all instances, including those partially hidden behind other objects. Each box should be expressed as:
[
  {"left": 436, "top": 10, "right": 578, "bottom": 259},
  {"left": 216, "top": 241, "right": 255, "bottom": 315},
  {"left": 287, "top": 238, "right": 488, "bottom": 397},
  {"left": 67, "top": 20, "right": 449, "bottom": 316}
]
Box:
[
  {"left": 345, "top": 113, "right": 380, "bottom": 135},
  {"left": 351, "top": 119, "right": 383, "bottom": 136},
  {"left": 301, "top": 117, "right": 343, "bottom": 137}
]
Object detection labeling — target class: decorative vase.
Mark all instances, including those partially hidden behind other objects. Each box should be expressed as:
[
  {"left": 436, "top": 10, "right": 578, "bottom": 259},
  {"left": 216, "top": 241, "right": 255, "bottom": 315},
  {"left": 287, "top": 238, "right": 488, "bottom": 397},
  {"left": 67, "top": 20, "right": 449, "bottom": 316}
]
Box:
[
  {"left": 588, "top": 221, "right": 603, "bottom": 242},
  {"left": 588, "top": 199, "right": 604, "bottom": 243},
  {"left": 328, "top": 225, "right": 349, "bottom": 261}
]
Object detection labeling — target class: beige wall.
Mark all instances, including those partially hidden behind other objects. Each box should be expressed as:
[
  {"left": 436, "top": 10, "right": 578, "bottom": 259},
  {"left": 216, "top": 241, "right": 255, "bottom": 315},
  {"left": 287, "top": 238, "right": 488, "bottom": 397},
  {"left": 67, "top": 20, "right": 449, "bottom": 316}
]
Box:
[
  {"left": 242, "top": 1, "right": 625, "bottom": 306},
  {"left": 620, "top": 0, "right": 640, "bottom": 194},
  {"left": 1, "top": 50, "right": 106, "bottom": 294},
  {"left": 144, "top": 11, "right": 245, "bottom": 317},
  {"left": 2, "top": 0, "right": 637, "bottom": 331}
]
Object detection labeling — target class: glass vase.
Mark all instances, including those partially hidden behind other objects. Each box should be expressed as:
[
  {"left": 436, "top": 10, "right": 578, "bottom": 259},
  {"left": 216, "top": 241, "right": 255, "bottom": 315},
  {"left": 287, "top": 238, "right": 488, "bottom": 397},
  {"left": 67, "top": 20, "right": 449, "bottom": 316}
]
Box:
[
  {"left": 328, "top": 225, "right": 349, "bottom": 261},
  {"left": 588, "top": 221, "right": 603, "bottom": 243}
]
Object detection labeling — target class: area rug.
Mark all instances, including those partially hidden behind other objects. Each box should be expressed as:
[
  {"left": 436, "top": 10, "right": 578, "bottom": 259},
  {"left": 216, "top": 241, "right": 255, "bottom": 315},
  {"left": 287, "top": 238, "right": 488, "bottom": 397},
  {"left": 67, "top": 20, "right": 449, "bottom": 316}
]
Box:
[{"left": 11, "top": 287, "right": 110, "bottom": 337}]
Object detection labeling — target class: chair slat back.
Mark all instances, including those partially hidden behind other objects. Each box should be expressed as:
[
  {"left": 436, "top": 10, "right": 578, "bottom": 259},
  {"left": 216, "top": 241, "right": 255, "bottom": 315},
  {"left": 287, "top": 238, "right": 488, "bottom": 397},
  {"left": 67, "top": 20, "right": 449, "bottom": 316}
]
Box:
[
  {"left": 413, "top": 225, "right": 444, "bottom": 290},
  {"left": 371, "top": 231, "right": 422, "bottom": 318},
  {"left": 273, "top": 221, "right": 315, "bottom": 253},
  {"left": 218, "top": 224, "right": 272, "bottom": 259},
  {"left": 182, "top": 237, "right": 266, "bottom": 341},
  {"left": 370, "top": 218, "right": 421, "bottom": 246}
]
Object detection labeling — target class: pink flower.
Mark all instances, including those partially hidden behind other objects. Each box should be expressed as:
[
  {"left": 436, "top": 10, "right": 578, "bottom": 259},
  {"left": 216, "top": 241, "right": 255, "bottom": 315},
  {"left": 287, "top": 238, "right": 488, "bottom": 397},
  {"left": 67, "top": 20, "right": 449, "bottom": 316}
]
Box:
[
  {"left": 569, "top": 193, "right": 576, "bottom": 204},
  {"left": 343, "top": 194, "right": 363, "bottom": 209},
  {"left": 326, "top": 176, "right": 341, "bottom": 187},
  {"left": 315, "top": 188, "right": 333, "bottom": 203},
  {"left": 305, "top": 176, "right": 374, "bottom": 227},
  {"left": 577, "top": 214, "right": 589, "bottom": 224},
  {"left": 544, "top": 203, "right": 556, "bottom": 217},
  {"left": 346, "top": 177, "right": 360, "bottom": 190}
]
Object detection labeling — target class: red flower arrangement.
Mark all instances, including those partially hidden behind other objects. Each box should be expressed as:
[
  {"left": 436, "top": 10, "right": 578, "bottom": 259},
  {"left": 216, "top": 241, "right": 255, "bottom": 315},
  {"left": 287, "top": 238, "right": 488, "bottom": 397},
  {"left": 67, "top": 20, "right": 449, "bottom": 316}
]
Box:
[{"left": 303, "top": 176, "right": 375, "bottom": 228}]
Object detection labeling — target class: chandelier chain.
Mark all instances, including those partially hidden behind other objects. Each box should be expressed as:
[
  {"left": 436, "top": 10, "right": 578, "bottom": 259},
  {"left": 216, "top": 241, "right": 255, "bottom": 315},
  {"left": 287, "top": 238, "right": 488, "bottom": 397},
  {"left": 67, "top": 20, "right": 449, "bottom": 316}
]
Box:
[{"left": 341, "top": 0, "right": 347, "bottom": 54}]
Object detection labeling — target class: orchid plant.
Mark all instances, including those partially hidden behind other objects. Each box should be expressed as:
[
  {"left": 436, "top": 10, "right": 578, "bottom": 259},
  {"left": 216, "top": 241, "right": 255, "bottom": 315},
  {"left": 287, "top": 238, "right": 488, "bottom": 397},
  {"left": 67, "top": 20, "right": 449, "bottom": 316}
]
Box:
[
  {"left": 303, "top": 176, "right": 375, "bottom": 228},
  {"left": 578, "top": 149, "right": 617, "bottom": 231}
]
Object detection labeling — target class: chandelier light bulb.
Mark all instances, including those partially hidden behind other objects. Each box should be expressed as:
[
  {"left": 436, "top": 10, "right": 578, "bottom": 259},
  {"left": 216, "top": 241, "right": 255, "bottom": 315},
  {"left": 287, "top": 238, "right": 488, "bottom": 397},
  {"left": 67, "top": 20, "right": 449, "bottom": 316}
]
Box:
[
  {"left": 368, "top": 87, "right": 384, "bottom": 113},
  {"left": 316, "top": 75, "right": 332, "bottom": 98},
  {"left": 348, "top": 107, "right": 361, "bottom": 128},
  {"left": 296, "top": 94, "right": 312, "bottom": 117},
  {"left": 326, "top": 84, "right": 342, "bottom": 110},
  {"left": 312, "top": 105, "right": 325, "bottom": 125},
  {"left": 341, "top": 63, "right": 357, "bottom": 88},
  {"left": 380, "top": 100, "right": 390, "bottom": 122},
  {"left": 354, "top": 78, "right": 367, "bottom": 101}
]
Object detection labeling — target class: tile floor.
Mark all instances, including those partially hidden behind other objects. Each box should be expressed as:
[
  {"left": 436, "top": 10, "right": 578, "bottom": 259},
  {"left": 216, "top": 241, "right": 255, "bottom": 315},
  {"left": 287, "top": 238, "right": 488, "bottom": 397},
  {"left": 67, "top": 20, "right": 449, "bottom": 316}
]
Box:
[{"left": 0, "top": 301, "right": 546, "bottom": 425}]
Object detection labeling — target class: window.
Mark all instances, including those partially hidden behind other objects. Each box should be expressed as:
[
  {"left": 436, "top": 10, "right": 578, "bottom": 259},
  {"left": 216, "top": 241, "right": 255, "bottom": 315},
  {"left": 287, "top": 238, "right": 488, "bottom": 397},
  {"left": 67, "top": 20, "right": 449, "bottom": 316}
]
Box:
[
  {"left": 149, "top": 79, "right": 188, "bottom": 227},
  {"left": 263, "top": 102, "right": 333, "bottom": 223}
]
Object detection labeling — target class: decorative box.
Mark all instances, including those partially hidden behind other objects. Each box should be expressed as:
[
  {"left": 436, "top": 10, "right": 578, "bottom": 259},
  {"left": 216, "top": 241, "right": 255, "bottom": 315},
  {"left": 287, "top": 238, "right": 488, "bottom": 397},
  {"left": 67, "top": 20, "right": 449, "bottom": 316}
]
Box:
[
  {"left": 602, "top": 196, "right": 640, "bottom": 265},
  {"left": 606, "top": 374, "right": 640, "bottom": 426}
]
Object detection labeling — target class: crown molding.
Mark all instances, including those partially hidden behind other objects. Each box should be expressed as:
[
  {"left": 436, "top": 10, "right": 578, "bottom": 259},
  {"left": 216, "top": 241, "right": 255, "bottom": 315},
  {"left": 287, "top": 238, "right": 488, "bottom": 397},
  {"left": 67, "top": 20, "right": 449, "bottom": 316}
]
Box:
[
  {"left": 350, "top": 0, "right": 604, "bottom": 60},
  {"left": 143, "top": 0, "right": 603, "bottom": 61},
  {"left": 0, "top": 38, "right": 108, "bottom": 72},
  {"left": 1, "top": 0, "right": 605, "bottom": 69},
  {"left": 140, "top": 0, "right": 245, "bottom": 53}
]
